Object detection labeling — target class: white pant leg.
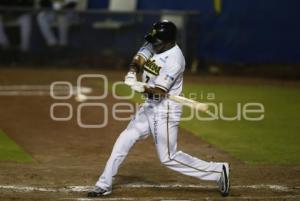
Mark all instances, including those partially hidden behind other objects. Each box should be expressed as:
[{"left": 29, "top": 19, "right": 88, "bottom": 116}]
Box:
[
  {"left": 148, "top": 100, "right": 223, "bottom": 182},
  {"left": 16, "top": 14, "right": 32, "bottom": 52},
  {"left": 57, "top": 14, "right": 69, "bottom": 46},
  {"left": 37, "top": 11, "right": 57, "bottom": 46},
  {"left": 0, "top": 16, "right": 9, "bottom": 47},
  {"left": 96, "top": 106, "right": 150, "bottom": 191}
]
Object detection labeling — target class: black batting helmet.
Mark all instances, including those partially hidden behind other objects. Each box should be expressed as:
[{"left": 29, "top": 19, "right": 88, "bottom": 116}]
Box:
[{"left": 145, "top": 20, "right": 177, "bottom": 44}]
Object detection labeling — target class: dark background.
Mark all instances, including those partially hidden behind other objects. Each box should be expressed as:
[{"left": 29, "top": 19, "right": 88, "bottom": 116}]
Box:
[{"left": 1, "top": 0, "right": 300, "bottom": 78}]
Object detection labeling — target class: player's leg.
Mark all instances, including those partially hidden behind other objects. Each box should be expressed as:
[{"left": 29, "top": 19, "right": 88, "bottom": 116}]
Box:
[
  {"left": 17, "top": 14, "right": 32, "bottom": 52},
  {"left": 91, "top": 106, "right": 150, "bottom": 196},
  {"left": 159, "top": 125, "right": 224, "bottom": 181},
  {"left": 37, "top": 11, "right": 57, "bottom": 46},
  {"left": 149, "top": 102, "right": 226, "bottom": 181},
  {"left": 57, "top": 13, "right": 69, "bottom": 46},
  {"left": 0, "top": 16, "right": 9, "bottom": 48}
]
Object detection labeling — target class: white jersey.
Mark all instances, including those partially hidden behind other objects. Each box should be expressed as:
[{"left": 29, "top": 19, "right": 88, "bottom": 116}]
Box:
[{"left": 137, "top": 43, "right": 185, "bottom": 98}]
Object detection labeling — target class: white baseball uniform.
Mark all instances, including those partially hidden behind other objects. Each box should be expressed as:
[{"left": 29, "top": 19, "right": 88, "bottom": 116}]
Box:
[
  {"left": 96, "top": 43, "right": 224, "bottom": 191},
  {"left": 37, "top": 0, "right": 78, "bottom": 46},
  {"left": 0, "top": 14, "right": 31, "bottom": 52}
]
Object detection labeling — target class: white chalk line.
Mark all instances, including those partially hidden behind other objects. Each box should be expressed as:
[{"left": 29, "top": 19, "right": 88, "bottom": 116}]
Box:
[
  {"left": 62, "top": 198, "right": 194, "bottom": 201},
  {"left": 61, "top": 195, "right": 300, "bottom": 201},
  {"left": 63, "top": 198, "right": 136, "bottom": 201},
  {"left": 1, "top": 184, "right": 299, "bottom": 201},
  {"left": 0, "top": 85, "right": 92, "bottom": 96},
  {"left": 121, "top": 183, "right": 296, "bottom": 192},
  {"left": 0, "top": 183, "right": 298, "bottom": 193}
]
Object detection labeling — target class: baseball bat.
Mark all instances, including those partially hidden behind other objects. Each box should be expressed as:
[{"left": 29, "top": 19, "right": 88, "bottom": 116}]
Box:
[
  {"left": 167, "top": 94, "right": 209, "bottom": 113},
  {"left": 125, "top": 81, "right": 208, "bottom": 113}
]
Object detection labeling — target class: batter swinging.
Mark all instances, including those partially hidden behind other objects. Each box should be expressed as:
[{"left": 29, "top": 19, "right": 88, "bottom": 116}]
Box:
[{"left": 88, "top": 20, "right": 230, "bottom": 197}]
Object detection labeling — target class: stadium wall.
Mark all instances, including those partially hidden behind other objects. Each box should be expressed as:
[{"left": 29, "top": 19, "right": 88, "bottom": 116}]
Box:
[{"left": 88, "top": 0, "right": 300, "bottom": 64}]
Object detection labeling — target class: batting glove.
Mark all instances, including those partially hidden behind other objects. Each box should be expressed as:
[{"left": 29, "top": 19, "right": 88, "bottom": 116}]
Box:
[
  {"left": 124, "top": 71, "right": 137, "bottom": 86},
  {"left": 131, "top": 81, "right": 145, "bottom": 93}
]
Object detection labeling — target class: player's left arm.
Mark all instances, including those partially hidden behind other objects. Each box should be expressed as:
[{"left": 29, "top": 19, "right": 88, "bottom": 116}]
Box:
[{"left": 130, "top": 80, "right": 168, "bottom": 95}]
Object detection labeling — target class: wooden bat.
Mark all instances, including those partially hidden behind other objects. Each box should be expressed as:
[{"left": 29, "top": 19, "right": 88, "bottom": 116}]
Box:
[
  {"left": 167, "top": 94, "right": 209, "bottom": 113},
  {"left": 125, "top": 81, "right": 208, "bottom": 113}
]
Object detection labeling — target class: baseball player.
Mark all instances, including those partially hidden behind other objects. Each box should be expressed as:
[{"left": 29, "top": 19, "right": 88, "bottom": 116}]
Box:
[
  {"left": 0, "top": 0, "right": 33, "bottom": 52},
  {"left": 88, "top": 20, "right": 230, "bottom": 197},
  {"left": 37, "top": 0, "right": 78, "bottom": 47}
]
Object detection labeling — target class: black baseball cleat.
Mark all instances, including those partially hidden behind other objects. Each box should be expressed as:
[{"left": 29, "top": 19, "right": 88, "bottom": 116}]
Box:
[
  {"left": 217, "top": 163, "right": 230, "bottom": 196},
  {"left": 87, "top": 186, "right": 112, "bottom": 197}
]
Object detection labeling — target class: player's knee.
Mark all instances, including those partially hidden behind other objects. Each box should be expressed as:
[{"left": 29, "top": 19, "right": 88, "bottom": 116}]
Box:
[
  {"left": 113, "top": 133, "right": 138, "bottom": 155},
  {"left": 114, "top": 141, "right": 132, "bottom": 155},
  {"left": 159, "top": 151, "right": 180, "bottom": 166},
  {"left": 158, "top": 154, "right": 172, "bottom": 165},
  {"left": 161, "top": 159, "right": 175, "bottom": 168}
]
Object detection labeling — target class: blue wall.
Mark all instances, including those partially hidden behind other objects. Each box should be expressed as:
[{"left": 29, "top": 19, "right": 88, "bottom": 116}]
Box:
[{"left": 88, "top": 0, "right": 300, "bottom": 64}]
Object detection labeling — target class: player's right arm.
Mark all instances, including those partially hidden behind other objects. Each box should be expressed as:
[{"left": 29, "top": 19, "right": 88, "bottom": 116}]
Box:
[
  {"left": 129, "top": 42, "right": 154, "bottom": 73},
  {"left": 125, "top": 43, "right": 154, "bottom": 86},
  {"left": 128, "top": 55, "right": 146, "bottom": 73}
]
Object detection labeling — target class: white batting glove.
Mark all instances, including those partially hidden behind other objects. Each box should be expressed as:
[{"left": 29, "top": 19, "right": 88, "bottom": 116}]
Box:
[
  {"left": 131, "top": 81, "right": 145, "bottom": 93},
  {"left": 124, "top": 71, "right": 137, "bottom": 86}
]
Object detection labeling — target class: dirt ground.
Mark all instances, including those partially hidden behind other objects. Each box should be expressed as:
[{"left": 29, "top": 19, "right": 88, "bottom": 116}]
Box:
[{"left": 0, "top": 68, "right": 299, "bottom": 201}]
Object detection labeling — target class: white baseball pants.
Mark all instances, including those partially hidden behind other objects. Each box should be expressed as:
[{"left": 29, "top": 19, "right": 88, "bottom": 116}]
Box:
[
  {"left": 37, "top": 11, "right": 75, "bottom": 46},
  {"left": 96, "top": 100, "right": 223, "bottom": 191},
  {"left": 0, "top": 14, "right": 31, "bottom": 52}
]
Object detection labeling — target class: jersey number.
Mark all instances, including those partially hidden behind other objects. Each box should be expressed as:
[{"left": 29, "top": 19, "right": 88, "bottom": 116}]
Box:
[{"left": 145, "top": 75, "right": 150, "bottom": 83}]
